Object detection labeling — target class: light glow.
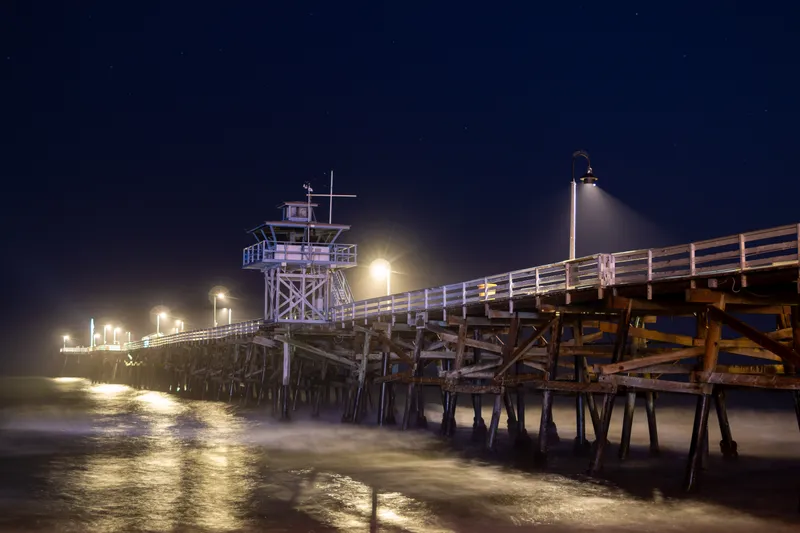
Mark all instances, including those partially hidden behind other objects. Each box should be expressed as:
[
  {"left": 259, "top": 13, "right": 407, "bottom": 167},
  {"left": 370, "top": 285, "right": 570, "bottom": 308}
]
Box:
[{"left": 369, "top": 258, "right": 391, "bottom": 280}]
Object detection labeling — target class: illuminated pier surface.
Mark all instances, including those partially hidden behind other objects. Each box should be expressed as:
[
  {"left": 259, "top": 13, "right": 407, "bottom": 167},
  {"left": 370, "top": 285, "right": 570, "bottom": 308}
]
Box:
[{"left": 60, "top": 190, "right": 800, "bottom": 493}]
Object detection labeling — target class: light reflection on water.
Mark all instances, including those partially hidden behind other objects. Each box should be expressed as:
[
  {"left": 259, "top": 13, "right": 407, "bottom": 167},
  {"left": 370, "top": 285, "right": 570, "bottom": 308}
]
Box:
[{"left": 0, "top": 377, "right": 798, "bottom": 532}]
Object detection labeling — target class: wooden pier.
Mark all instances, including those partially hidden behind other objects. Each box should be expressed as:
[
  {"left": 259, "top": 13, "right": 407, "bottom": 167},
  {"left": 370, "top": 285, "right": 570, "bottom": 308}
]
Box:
[{"left": 61, "top": 191, "right": 800, "bottom": 493}]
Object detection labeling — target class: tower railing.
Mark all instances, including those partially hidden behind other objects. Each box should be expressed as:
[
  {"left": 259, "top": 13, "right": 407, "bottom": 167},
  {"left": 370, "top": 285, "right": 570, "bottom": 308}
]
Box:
[{"left": 242, "top": 241, "right": 357, "bottom": 267}]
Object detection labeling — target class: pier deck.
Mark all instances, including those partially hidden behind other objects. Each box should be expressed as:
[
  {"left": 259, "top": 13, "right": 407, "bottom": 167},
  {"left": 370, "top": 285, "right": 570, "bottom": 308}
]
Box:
[{"left": 61, "top": 221, "right": 800, "bottom": 492}]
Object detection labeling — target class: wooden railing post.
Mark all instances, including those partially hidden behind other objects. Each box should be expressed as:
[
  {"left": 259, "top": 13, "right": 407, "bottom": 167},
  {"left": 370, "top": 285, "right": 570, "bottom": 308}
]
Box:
[{"left": 508, "top": 272, "right": 514, "bottom": 313}]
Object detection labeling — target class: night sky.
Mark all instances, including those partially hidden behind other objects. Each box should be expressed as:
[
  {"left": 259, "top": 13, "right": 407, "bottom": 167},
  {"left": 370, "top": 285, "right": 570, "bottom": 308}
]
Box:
[{"left": 2, "top": 3, "right": 799, "bottom": 373}]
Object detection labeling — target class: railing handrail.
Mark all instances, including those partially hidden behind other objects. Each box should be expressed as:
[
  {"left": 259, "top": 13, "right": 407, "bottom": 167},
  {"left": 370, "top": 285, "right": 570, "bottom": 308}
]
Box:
[
  {"left": 124, "top": 319, "right": 265, "bottom": 351},
  {"left": 330, "top": 223, "right": 800, "bottom": 322}
]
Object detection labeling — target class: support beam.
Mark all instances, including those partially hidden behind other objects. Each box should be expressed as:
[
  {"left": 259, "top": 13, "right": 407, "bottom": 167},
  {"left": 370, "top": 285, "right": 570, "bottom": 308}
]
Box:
[
  {"left": 595, "top": 346, "right": 704, "bottom": 375},
  {"left": 274, "top": 335, "right": 356, "bottom": 367},
  {"left": 706, "top": 306, "right": 800, "bottom": 367},
  {"left": 494, "top": 316, "right": 556, "bottom": 379}
]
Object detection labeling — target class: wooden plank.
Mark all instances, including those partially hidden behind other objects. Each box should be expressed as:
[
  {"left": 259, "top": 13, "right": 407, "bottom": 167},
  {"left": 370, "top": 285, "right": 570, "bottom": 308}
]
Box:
[
  {"left": 443, "top": 360, "right": 502, "bottom": 379},
  {"left": 454, "top": 321, "right": 467, "bottom": 370},
  {"left": 251, "top": 336, "right": 277, "bottom": 348},
  {"left": 628, "top": 364, "right": 693, "bottom": 374},
  {"left": 599, "top": 321, "right": 696, "bottom": 347},
  {"left": 598, "top": 374, "right": 708, "bottom": 395},
  {"left": 442, "top": 383, "right": 502, "bottom": 394},
  {"left": 715, "top": 364, "right": 785, "bottom": 375},
  {"left": 724, "top": 348, "right": 782, "bottom": 362},
  {"left": 509, "top": 377, "right": 616, "bottom": 393},
  {"left": 687, "top": 288, "right": 799, "bottom": 307},
  {"left": 425, "top": 323, "right": 505, "bottom": 354},
  {"left": 693, "top": 371, "right": 800, "bottom": 390},
  {"left": 605, "top": 296, "right": 705, "bottom": 315},
  {"left": 595, "top": 346, "right": 704, "bottom": 375}
]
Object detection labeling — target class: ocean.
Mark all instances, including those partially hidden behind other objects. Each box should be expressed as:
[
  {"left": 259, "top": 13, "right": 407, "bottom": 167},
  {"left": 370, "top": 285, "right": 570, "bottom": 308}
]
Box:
[{"left": 0, "top": 376, "right": 798, "bottom": 532}]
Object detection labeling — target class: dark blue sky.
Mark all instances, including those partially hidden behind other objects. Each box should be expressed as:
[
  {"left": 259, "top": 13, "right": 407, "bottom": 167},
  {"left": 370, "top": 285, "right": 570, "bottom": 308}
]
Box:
[{"left": 2, "top": 2, "right": 799, "bottom": 371}]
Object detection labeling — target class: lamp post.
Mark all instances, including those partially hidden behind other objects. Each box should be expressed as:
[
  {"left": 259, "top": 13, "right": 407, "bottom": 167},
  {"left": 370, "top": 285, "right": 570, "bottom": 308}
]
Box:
[
  {"left": 213, "top": 292, "right": 226, "bottom": 327},
  {"left": 570, "top": 150, "right": 598, "bottom": 456},
  {"left": 569, "top": 150, "right": 598, "bottom": 260},
  {"left": 62, "top": 335, "right": 69, "bottom": 350},
  {"left": 369, "top": 258, "right": 392, "bottom": 296},
  {"left": 157, "top": 312, "right": 166, "bottom": 335},
  {"left": 103, "top": 324, "right": 111, "bottom": 345},
  {"left": 175, "top": 320, "right": 184, "bottom": 332},
  {"left": 113, "top": 327, "right": 121, "bottom": 344},
  {"left": 227, "top": 308, "right": 232, "bottom": 325},
  {"left": 126, "top": 331, "right": 131, "bottom": 343}
]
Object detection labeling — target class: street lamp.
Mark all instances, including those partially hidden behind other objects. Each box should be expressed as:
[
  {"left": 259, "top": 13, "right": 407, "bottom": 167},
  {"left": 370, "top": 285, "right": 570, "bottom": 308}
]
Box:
[
  {"left": 103, "top": 324, "right": 111, "bottom": 345},
  {"left": 157, "top": 312, "right": 167, "bottom": 335},
  {"left": 113, "top": 327, "right": 121, "bottom": 344},
  {"left": 570, "top": 150, "right": 598, "bottom": 260},
  {"left": 126, "top": 331, "right": 131, "bottom": 343},
  {"left": 62, "top": 335, "right": 69, "bottom": 350},
  {"left": 370, "top": 258, "right": 392, "bottom": 296},
  {"left": 213, "top": 292, "right": 226, "bottom": 327},
  {"left": 175, "top": 320, "right": 184, "bottom": 332}
]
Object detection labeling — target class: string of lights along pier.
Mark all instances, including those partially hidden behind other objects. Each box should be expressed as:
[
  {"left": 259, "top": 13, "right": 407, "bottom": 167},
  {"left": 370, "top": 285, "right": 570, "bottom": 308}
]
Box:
[{"left": 60, "top": 160, "right": 800, "bottom": 495}]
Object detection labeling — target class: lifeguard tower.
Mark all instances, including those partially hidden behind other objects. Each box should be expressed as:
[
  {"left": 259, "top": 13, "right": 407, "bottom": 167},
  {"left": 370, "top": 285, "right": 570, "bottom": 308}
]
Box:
[{"left": 242, "top": 183, "right": 357, "bottom": 323}]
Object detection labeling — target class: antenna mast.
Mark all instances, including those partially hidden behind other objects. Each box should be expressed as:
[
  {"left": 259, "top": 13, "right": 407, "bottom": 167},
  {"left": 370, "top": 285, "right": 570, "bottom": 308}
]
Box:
[{"left": 308, "top": 169, "right": 356, "bottom": 224}]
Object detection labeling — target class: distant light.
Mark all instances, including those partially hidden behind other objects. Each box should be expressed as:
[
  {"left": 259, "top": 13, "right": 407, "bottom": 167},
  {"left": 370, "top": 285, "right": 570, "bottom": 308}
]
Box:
[
  {"left": 114, "top": 327, "right": 121, "bottom": 332},
  {"left": 105, "top": 324, "right": 111, "bottom": 330},
  {"left": 63, "top": 335, "right": 69, "bottom": 341},
  {"left": 94, "top": 333, "right": 101, "bottom": 339}
]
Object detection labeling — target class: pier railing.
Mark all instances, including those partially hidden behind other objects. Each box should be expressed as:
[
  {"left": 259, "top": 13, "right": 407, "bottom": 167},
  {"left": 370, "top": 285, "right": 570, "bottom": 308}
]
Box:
[
  {"left": 243, "top": 241, "right": 357, "bottom": 268},
  {"left": 330, "top": 223, "right": 800, "bottom": 323},
  {"left": 124, "top": 320, "right": 264, "bottom": 350},
  {"left": 87, "top": 223, "right": 798, "bottom": 351},
  {"left": 60, "top": 345, "right": 123, "bottom": 354}
]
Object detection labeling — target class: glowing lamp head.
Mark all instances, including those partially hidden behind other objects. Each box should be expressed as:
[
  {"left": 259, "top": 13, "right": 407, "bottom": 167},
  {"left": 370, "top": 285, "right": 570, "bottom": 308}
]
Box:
[
  {"left": 579, "top": 167, "right": 598, "bottom": 186},
  {"left": 63, "top": 335, "right": 69, "bottom": 341},
  {"left": 105, "top": 324, "right": 111, "bottom": 330},
  {"left": 216, "top": 292, "right": 225, "bottom": 299},
  {"left": 369, "top": 258, "right": 391, "bottom": 280},
  {"left": 158, "top": 312, "right": 167, "bottom": 319}
]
